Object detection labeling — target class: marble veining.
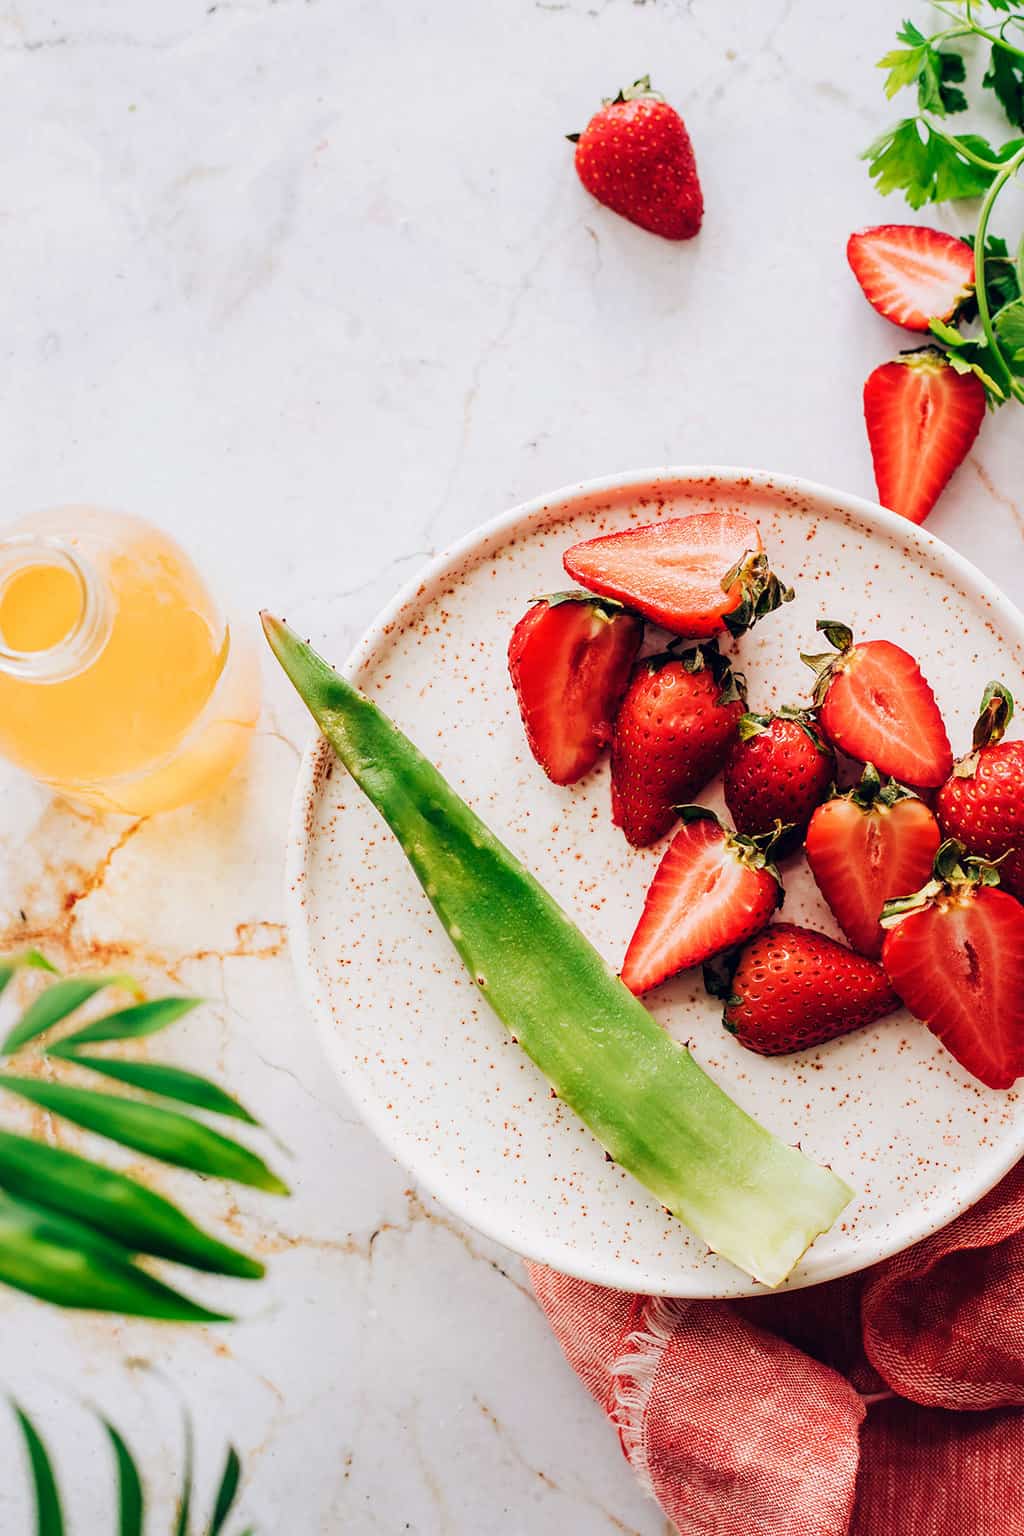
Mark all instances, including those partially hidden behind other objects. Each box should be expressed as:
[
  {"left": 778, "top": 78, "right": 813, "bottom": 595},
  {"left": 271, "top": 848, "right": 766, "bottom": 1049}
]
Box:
[{"left": 0, "top": 0, "right": 1021, "bottom": 1529}]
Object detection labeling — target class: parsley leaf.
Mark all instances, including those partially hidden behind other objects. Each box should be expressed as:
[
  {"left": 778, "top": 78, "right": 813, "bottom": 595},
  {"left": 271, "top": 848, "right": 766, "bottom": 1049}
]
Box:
[
  {"left": 878, "top": 21, "right": 968, "bottom": 115},
  {"left": 994, "top": 298, "right": 1024, "bottom": 367},
  {"left": 961, "top": 234, "right": 1022, "bottom": 316},
  {"left": 929, "top": 316, "right": 1008, "bottom": 400},
  {"left": 984, "top": 44, "right": 1024, "bottom": 130},
  {"left": 863, "top": 119, "right": 1003, "bottom": 206}
]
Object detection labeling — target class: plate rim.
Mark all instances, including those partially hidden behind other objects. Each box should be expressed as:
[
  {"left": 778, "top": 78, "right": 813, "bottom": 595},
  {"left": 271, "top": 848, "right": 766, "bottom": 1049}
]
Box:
[{"left": 283, "top": 465, "right": 1024, "bottom": 1296}]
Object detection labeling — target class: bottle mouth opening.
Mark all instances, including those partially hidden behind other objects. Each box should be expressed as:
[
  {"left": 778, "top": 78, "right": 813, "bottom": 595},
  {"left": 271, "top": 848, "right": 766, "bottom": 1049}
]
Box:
[{"left": 0, "top": 536, "right": 111, "bottom": 683}]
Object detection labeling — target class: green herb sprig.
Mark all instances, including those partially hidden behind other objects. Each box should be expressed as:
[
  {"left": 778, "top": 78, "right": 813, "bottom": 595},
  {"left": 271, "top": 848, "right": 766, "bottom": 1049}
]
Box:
[
  {"left": 0, "top": 954, "right": 287, "bottom": 1322},
  {"left": 864, "top": 2, "right": 1024, "bottom": 405}
]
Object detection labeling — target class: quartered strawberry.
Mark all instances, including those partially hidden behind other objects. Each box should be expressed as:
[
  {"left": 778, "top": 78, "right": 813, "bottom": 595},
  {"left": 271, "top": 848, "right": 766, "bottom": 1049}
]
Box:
[
  {"left": 863, "top": 350, "right": 986, "bottom": 526},
  {"left": 802, "top": 620, "right": 953, "bottom": 789},
  {"left": 714, "top": 923, "right": 900, "bottom": 1057},
  {"left": 805, "top": 765, "right": 941, "bottom": 959},
  {"left": 723, "top": 707, "right": 835, "bottom": 850},
  {"left": 936, "top": 682, "right": 1024, "bottom": 901},
  {"left": 611, "top": 641, "right": 745, "bottom": 847},
  {"left": 508, "top": 591, "right": 643, "bottom": 785},
  {"left": 569, "top": 76, "right": 703, "bottom": 241},
  {"left": 881, "top": 840, "right": 1024, "bottom": 1090},
  {"left": 563, "top": 511, "right": 792, "bottom": 638},
  {"left": 620, "top": 808, "right": 782, "bottom": 995},
  {"left": 847, "top": 225, "right": 975, "bottom": 331}
]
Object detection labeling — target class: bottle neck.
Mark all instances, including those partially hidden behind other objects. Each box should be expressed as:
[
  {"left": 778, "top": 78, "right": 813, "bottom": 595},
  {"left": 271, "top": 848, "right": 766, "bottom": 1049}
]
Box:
[{"left": 0, "top": 535, "right": 112, "bottom": 683}]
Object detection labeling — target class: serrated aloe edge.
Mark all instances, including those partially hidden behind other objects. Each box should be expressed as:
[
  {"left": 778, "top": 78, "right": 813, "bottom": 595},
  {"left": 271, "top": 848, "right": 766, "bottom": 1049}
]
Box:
[{"left": 263, "top": 614, "right": 853, "bottom": 1287}]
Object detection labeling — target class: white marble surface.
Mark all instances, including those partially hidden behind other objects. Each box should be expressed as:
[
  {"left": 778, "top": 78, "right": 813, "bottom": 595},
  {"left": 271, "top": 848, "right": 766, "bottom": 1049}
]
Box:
[{"left": 0, "top": 0, "right": 1021, "bottom": 1530}]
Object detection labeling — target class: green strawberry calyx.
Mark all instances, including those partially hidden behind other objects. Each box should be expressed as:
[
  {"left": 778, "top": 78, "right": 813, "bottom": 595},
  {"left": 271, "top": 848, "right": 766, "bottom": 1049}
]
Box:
[
  {"left": 676, "top": 805, "right": 788, "bottom": 893},
  {"left": 721, "top": 551, "right": 795, "bottom": 638},
  {"left": 566, "top": 75, "right": 662, "bottom": 142},
  {"left": 800, "top": 618, "right": 855, "bottom": 707},
  {"left": 532, "top": 589, "right": 636, "bottom": 623},
  {"left": 653, "top": 638, "right": 748, "bottom": 707},
  {"left": 880, "top": 838, "right": 1005, "bottom": 927},
  {"left": 737, "top": 705, "right": 830, "bottom": 753},
  {"left": 836, "top": 762, "right": 917, "bottom": 812},
  {"left": 953, "top": 680, "right": 1016, "bottom": 778}
]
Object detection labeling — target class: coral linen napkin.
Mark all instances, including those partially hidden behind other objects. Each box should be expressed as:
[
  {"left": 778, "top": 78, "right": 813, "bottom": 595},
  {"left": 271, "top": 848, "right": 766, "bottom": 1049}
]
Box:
[{"left": 529, "top": 1160, "right": 1024, "bottom": 1535}]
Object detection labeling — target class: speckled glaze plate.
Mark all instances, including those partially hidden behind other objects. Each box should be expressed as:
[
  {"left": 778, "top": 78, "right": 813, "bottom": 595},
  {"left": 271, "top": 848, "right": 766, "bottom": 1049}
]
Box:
[{"left": 287, "top": 469, "right": 1024, "bottom": 1298}]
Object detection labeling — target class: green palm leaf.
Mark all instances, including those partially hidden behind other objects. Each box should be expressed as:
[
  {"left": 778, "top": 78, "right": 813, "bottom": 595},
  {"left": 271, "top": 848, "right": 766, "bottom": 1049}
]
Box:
[
  {"left": 0, "top": 1078, "right": 288, "bottom": 1195},
  {"left": 50, "top": 1052, "right": 260, "bottom": 1126},
  {"left": 0, "top": 950, "right": 57, "bottom": 999},
  {"left": 208, "top": 1446, "right": 242, "bottom": 1535},
  {"left": 0, "top": 1192, "right": 229, "bottom": 1322},
  {"left": 13, "top": 1404, "right": 64, "bottom": 1536},
  {"left": 175, "top": 1413, "right": 195, "bottom": 1536},
  {"left": 57, "top": 996, "right": 201, "bottom": 1049},
  {"left": 104, "top": 1421, "right": 144, "bottom": 1536},
  {"left": 0, "top": 1130, "right": 262, "bottom": 1278},
  {"left": 1, "top": 976, "right": 136, "bottom": 1054}
]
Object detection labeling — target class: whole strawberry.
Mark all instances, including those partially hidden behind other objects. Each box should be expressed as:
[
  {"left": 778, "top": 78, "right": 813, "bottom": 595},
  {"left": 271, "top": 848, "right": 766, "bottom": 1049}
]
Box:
[
  {"left": 611, "top": 641, "right": 744, "bottom": 847},
  {"left": 569, "top": 76, "right": 703, "bottom": 241},
  {"left": 724, "top": 707, "right": 835, "bottom": 851},
  {"left": 715, "top": 923, "right": 899, "bottom": 1057},
  {"left": 935, "top": 682, "right": 1024, "bottom": 901}
]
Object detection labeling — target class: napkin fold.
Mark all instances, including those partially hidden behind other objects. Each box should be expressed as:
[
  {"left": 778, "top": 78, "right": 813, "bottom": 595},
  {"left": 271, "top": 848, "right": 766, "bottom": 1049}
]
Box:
[{"left": 528, "top": 1161, "right": 1024, "bottom": 1535}]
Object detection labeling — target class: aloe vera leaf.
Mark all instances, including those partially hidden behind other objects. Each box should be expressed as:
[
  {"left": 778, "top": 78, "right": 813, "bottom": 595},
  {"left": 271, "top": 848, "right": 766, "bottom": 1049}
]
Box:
[{"left": 262, "top": 616, "right": 853, "bottom": 1287}]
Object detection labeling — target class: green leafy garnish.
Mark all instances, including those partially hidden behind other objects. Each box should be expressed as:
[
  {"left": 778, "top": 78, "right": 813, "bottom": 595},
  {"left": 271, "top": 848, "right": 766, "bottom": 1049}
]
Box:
[{"left": 865, "top": 4, "right": 1024, "bottom": 407}]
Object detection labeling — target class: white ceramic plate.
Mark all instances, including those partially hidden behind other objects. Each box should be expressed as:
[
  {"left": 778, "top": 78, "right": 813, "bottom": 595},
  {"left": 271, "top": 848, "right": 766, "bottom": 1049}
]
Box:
[{"left": 286, "top": 469, "right": 1024, "bottom": 1298}]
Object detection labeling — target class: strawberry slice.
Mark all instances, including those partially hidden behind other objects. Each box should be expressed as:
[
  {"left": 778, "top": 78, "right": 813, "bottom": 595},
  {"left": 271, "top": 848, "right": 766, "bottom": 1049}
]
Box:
[
  {"left": 863, "top": 350, "right": 986, "bottom": 526},
  {"left": 802, "top": 620, "right": 953, "bottom": 789},
  {"left": 805, "top": 766, "right": 942, "bottom": 958},
  {"left": 563, "top": 511, "right": 792, "bottom": 637},
  {"left": 508, "top": 592, "right": 643, "bottom": 785},
  {"left": 881, "top": 841, "right": 1024, "bottom": 1089},
  {"left": 847, "top": 225, "right": 975, "bottom": 331},
  {"left": 620, "top": 809, "right": 782, "bottom": 994},
  {"left": 714, "top": 923, "right": 899, "bottom": 1056}
]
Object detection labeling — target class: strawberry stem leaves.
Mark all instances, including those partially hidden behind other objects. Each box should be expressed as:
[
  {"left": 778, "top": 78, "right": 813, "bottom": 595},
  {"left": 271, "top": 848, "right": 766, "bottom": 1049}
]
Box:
[{"left": 720, "top": 552, "right": 794, "bottom": 637}]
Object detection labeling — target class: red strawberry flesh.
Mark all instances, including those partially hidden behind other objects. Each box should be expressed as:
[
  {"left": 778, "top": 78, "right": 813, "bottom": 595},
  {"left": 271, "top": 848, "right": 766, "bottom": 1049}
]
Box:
[
  {"left": 882, "top": 886, "right": 1024, "bottom": 1090},
  {"left": 818, "top": 640, "right": 953, "bottom": 789},
  {"left": 564, "top": 512, "right": 763, "bottom": 637},
  {"left": 508, "top": 597, "right": 643, "bottom": 784},
  {"left": 863, "top": 352, "right": 986, "bottom": 526},
  {"left": 806, "top": 794, "right": 941, "bottom": 959},
  {"left": 621, "top": 817, "right": 778, "bottom": 994},
  {"left": 847, "top": 225, "right": 975, "bottom": 332}
]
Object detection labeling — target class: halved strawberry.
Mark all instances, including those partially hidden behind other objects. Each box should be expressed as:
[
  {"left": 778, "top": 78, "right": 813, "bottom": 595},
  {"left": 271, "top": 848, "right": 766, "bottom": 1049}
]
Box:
[
  {"left": 847, "top": 225, "right": 975, "bottom": 331},
  {"left": 620, "top": 808, "right": 782, "bottom": 995},
  {"left": 805, "top": 765, "right": 941, "bottom": 958},
  {"left": 723, "top": 707, "right": 835, "bottom": 850},
  {"left": 508, "top": 591, "right": 643, "bottom": 784},
  {"left": 881, "top": 841, "right": 1024, "bottom": 1090},
  {"left": 936, "top": 682, "right": 1024, "bottom": 902},
  {"left": 802, "top": 620, "right": 953, "bottom": 789},
  {"left": 563, "top": 511, "right": 792, "bottom": 638},
  {"left": 611, "top": 641, "right": 745, "bottom": 847},
  {"left": 863, "top": 350, "right": 986, "bottom": 526},
  {"left": 714, "top": 923, "right": 899, "bottom": 1057}
]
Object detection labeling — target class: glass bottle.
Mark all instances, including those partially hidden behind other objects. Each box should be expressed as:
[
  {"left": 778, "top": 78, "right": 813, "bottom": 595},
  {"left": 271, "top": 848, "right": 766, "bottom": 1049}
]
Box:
[{"left": 0, "top": 506, "right": 260, "bottom": 815}]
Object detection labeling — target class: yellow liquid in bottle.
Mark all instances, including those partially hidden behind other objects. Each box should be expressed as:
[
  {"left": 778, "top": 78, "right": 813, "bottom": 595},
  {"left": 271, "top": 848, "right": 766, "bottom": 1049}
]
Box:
[{"left": 0, "top": 508, "right": 260, "bottom": 815}]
